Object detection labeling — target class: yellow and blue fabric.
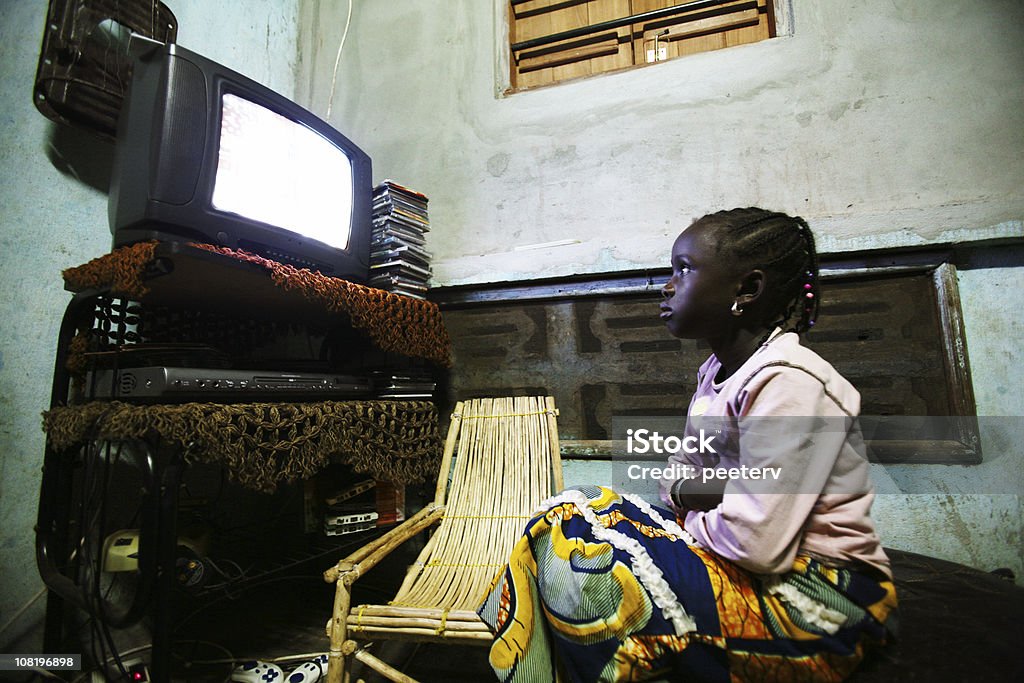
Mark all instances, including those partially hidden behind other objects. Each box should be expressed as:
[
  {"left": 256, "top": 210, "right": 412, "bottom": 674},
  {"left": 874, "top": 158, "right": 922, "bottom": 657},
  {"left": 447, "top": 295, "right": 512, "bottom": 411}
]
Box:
[{"left": 478, "top": 485, "right": 897, "bottom": 682}]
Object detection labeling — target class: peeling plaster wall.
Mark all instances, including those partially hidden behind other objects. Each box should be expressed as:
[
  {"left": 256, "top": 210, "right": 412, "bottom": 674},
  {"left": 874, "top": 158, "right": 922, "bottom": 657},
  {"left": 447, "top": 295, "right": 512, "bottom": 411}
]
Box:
[
  {"left": 0, "top": 0, "right": 300, "bottom": 650},
  {"left": 297, "top": 0, "right": 1023, "bottom": 285},
  {"left": 298, "top": 0, "right": 1024, "bottom": 581}
]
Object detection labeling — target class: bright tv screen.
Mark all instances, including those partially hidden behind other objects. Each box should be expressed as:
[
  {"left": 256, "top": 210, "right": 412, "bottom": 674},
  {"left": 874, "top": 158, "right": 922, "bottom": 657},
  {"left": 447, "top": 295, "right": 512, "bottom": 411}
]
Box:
[{"left": 213, "top": 94, "right": 353, "bottom": 251}]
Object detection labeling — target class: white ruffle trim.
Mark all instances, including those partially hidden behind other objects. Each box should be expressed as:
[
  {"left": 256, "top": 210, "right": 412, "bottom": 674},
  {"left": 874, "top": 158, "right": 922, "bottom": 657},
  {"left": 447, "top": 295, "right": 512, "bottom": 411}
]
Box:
[
  {"left": 764, "top": 578, "right": 848, "bottom": 635},
  {"left": 536, "top": 489, "right": 697, "bottom": 636},
  {"left": 620, "top": 492, "right": 697, "bottom": 545}
]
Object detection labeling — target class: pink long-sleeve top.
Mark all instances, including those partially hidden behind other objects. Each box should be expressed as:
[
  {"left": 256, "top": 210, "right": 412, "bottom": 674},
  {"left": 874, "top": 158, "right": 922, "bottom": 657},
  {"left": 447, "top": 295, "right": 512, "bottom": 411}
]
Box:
[{"left": 660, "top": 331, "right": 892, "bottom": 579}]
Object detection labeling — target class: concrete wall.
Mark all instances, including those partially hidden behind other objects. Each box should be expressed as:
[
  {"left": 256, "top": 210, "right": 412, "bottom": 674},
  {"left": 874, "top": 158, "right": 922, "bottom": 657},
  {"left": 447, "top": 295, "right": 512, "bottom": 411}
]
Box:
[
  {"left": 297, "top": 0, "right": 1023, "bottom": 285},
  {"left": 296, "top": 0, "right": 1024, "bottom": 579},
  {"left": 0, "top": 0, "right": 300, "bottom": 650}
]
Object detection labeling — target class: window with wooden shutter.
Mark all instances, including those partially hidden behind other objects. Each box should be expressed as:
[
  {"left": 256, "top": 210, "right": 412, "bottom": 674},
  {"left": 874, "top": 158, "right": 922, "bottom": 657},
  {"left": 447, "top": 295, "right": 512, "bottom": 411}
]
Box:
[{"left": 508, "top": 0, "right": 777, "bottom": 92}]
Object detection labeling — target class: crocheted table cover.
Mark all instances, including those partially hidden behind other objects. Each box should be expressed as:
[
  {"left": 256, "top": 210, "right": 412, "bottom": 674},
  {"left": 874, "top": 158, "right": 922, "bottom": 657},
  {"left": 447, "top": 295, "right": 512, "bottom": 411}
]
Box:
[
  {"left": 42, "top": 400, "right": 442, "bottom": 492},
  {"left": 62, "top": 241, "right": 452, "bottom": 367}
]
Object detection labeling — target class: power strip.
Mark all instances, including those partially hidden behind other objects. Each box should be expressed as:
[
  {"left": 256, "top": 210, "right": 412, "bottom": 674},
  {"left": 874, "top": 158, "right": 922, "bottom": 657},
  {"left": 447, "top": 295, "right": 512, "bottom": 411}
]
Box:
[{"left": 90, "top": 658, "right": 149, "bottom": 682}]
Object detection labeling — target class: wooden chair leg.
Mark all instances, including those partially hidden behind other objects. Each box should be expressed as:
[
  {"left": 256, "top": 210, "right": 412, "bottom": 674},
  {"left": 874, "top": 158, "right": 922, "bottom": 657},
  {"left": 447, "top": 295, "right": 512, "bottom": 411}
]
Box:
[
  {"left": 326, "top": 567, "right": 354, "bottom": 683},
  {"left": 354, "top": 649, "right": 421, "bottom": 683}
]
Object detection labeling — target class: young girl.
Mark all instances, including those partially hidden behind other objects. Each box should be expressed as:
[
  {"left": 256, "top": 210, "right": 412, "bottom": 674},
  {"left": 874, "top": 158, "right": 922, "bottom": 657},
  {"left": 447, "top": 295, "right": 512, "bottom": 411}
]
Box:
[{"left": 479, "top": 208, "right": 897, "bottom": 682}]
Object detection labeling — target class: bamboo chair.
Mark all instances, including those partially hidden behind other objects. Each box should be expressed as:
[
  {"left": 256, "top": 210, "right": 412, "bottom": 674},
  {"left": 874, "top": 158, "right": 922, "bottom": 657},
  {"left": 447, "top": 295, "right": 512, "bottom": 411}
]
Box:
[{"left": 322, "top": 396, "right": 563, "bottom": 683}]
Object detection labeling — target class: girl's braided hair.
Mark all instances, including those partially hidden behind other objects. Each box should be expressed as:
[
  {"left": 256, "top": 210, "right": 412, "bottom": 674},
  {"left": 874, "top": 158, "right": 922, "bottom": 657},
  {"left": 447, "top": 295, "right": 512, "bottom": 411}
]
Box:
[{"left": 700, "top": 207, "right": 820, "bottom": 334}]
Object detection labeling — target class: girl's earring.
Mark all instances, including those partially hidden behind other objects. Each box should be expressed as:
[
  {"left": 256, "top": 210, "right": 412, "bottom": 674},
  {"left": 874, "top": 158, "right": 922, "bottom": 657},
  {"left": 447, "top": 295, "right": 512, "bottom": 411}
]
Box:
[{"left": 731, "top": 301, "right": 743, "bottom": 316}]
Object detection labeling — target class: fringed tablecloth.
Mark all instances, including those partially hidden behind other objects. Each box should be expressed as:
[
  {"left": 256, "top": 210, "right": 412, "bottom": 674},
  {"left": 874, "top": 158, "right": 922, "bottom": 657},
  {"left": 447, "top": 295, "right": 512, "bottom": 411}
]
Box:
[
  {"left": 62, "top": 241, "right": 452, "bottom": 367},
  {"left": 42, "top": 399, "right": 442, "bottom": 492}
]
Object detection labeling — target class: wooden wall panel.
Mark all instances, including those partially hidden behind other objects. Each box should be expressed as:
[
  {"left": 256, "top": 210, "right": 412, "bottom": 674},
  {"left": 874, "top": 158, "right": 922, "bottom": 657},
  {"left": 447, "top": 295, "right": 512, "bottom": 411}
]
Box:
[
  {"left": 809, "top": 275, "right": 951, "bottom": 418},
  {"left": 442, "top": 272, "right": 962, "bottom": 451}
]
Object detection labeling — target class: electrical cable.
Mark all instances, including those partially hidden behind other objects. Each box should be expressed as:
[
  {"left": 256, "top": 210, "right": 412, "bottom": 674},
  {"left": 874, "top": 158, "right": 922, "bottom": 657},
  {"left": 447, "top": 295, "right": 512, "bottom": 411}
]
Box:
[
  {"left": 76, "top": 439, "right": 149, "bottom": 682},
  {"left": 87, "top": 469, "right": 110, "bottom": 677},
  {"left": 23, "top": 666, "right": 64, "bottom": 680},
  {"left": 201, "top": 557, "right": 249, "bottom": 586},
  {"left": 170, "top": 639, "right": 237, "bottom": 683},
  {"left": 79, "top": 440, "right": 111, "bottom": 679},
  {"left": 173, "top": 525, "right": 395, "bottom": 634},
  {"left": 94, "top": 441, "right": 130, "bottom": 680},
  {"left": 172, "top": 573, "right": 329, "bottom": 633},
  {"left": 325, "top": 0, "right": 354, "bottom": 120}
]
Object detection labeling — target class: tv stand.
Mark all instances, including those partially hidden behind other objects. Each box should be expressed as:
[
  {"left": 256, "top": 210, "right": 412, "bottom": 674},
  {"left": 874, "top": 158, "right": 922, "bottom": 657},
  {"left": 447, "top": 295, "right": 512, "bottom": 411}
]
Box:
[{"left": 36, "top": 242, "right": 450, "bottom": 682}]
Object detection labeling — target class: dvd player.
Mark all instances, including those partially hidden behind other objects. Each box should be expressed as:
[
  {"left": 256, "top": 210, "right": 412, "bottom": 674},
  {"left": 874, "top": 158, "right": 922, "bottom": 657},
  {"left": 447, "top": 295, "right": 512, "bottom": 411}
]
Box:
[{"left": 85, "top": 367, "right": 373, "bottom": 402}]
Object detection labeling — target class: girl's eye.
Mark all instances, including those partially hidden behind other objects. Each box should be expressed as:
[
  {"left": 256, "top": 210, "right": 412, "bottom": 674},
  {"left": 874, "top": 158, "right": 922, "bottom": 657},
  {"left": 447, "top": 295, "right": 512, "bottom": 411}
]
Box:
[{"left": 676, "top": 264, "right": 691, "bottom": 275}]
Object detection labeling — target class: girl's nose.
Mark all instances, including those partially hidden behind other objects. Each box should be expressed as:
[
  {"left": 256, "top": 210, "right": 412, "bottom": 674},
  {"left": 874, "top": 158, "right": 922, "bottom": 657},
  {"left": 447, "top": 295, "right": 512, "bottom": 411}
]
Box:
[{"left": 661, "top": 281, "right": 673, "bottom": 298}]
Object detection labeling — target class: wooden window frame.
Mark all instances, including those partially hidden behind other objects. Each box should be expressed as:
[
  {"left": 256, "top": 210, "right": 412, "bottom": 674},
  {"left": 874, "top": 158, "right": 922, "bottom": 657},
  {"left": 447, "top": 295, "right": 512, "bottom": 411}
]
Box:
[{"left": 501, "top": 0, "right": 787, "bottom": 94}]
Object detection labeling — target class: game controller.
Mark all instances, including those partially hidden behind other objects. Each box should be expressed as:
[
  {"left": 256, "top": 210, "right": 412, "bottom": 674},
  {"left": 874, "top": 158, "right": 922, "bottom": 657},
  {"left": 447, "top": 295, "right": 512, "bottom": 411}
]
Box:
[
  {"left": 286, "top": 654, "right": 328, "bottom": 683},
  {"left": 231, "top": 660, "right": 284, "bottom": 682}
]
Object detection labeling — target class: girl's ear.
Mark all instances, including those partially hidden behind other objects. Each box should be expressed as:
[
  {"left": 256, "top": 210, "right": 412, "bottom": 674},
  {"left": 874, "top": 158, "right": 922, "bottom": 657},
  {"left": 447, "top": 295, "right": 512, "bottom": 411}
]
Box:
[{"left": 735, "top": 269, "right": 766, "bottom": 307}]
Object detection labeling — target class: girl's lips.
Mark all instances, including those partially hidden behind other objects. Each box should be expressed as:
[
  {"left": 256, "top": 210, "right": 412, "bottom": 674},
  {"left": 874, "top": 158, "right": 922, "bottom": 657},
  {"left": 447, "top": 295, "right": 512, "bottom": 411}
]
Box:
[{"left": 659, "top": 306, "right": 672, "bottom": 320}]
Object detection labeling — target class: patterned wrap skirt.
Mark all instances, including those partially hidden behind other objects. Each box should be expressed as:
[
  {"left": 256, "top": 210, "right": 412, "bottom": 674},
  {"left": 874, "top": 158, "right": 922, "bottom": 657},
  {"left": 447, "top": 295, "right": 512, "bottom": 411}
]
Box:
[{"left": 478, "top": 486, "right": 897, "bottom": 683}]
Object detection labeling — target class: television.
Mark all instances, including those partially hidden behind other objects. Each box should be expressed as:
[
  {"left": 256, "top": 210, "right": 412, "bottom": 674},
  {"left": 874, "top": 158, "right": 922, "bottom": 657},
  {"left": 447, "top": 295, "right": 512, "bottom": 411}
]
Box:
[{"left": 108, "top": 42, "right": 372, "bottom": 282}]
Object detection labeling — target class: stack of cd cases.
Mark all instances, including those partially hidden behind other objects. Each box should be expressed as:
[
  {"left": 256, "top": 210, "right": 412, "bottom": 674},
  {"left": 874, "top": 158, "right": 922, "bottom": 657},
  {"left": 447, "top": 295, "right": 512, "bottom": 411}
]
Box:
[{"left": 370, "top": 180, "right": 432, "bottom": 299}]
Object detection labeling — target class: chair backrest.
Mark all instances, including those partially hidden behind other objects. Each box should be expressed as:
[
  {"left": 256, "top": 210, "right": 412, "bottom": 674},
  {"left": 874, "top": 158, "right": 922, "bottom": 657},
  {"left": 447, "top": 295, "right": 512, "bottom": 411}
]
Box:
[{"left": 391, "top": 396, "right": 563, "bottom": 611}]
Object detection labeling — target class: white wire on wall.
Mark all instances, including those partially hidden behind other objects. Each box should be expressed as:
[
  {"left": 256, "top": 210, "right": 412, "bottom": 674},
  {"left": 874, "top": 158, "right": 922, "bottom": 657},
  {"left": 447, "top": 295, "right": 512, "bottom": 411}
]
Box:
[{"left": 325, "top": 0, "right": 354, "bottom": 121}]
